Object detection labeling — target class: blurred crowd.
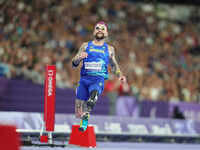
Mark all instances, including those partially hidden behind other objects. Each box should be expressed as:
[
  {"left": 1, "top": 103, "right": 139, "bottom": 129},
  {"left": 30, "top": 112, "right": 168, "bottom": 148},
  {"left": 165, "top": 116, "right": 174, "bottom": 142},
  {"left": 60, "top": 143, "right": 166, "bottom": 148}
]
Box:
[{"left": 0, "top": 0, "right": 200, "bottom": 102}]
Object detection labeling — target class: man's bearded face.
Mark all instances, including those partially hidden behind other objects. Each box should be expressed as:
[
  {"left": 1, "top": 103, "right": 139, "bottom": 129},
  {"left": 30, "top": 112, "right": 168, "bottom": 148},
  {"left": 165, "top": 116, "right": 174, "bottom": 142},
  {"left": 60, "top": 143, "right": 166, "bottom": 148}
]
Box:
[{"left": 93, "top": 24, "right": 108, "bottom": 40}]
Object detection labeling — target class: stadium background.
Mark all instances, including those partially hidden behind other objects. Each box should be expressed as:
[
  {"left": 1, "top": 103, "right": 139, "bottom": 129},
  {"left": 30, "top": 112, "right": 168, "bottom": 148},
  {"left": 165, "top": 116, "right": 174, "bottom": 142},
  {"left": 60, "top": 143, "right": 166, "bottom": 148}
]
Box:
[{"left": 0, "top": 0, "right": 200, "bottom": 149}]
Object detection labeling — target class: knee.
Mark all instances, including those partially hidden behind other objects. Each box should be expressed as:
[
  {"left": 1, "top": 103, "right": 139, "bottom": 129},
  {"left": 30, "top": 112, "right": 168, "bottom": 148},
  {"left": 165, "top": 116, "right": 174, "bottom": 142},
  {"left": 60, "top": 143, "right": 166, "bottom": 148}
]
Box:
[
  {"left": 75, "top": 113, "right": 82, "bottom": 118},
  {"left": 75, "top": 111, "right": 83, "bottom": 118}
]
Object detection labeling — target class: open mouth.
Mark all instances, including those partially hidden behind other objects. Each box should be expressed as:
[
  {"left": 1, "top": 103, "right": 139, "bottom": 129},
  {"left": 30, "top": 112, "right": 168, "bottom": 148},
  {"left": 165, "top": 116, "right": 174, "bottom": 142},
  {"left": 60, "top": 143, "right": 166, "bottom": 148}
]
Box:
[
  {"left": 97, "top": 32, "right": 103, "bottom": 35},
  {"left": 97, "top": 31, "right": 103, "bottom": 34}
]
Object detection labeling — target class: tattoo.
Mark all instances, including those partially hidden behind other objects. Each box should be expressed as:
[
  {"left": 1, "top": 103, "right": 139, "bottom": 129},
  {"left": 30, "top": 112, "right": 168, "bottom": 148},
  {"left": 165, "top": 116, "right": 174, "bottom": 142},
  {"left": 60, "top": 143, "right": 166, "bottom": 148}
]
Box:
[
  {"left": 75, "top": 100, "right": 89, "bottom": 117},
  {"left": 76, "top": 104, "right": 81, "bottom": 109},
  {"left": 83, "top": 102, "right": 89, "bottom": 112},
  {"left": 109, "top": 46, "right": 122, "bottom": 77},
  {"left": 75, "top": 100, "right": 83, "bottom": 109},
  {"left": 72, "top": 42, "right": 87, "bottom": 67}
]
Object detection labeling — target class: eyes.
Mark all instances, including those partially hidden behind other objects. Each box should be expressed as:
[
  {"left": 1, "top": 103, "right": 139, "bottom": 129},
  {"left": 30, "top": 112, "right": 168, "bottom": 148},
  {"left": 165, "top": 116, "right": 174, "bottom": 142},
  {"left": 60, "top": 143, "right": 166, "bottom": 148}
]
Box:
[{"left": 95, "top": 26, "right": 105, "bottom": 31}]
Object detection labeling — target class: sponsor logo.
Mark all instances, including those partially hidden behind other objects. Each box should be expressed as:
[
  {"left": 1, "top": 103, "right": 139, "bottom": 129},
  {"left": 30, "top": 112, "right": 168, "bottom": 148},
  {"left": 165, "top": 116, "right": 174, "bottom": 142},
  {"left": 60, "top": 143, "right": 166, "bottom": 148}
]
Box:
[
  {"left": 90, "top": 49, "right": 105, "bottom": 53},
  {"left": 85, "top": 62, "right": 102, "bottom": 70},
  {"left": 99, "top": 82, "right": 103, "bottom": 86},
  {"left": 48, "top": 70, "right": 54, "bottom": 96}
]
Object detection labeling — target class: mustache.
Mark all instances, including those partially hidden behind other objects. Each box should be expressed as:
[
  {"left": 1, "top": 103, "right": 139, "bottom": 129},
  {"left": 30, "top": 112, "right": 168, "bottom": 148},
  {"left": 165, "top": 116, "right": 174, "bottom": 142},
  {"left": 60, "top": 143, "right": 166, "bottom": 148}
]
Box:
[
  {"left": 96, "top": 31, "right": 104, "bottom": 35},
  {"left": 97, "top": 31, "right": 104, "bottom": 34}
]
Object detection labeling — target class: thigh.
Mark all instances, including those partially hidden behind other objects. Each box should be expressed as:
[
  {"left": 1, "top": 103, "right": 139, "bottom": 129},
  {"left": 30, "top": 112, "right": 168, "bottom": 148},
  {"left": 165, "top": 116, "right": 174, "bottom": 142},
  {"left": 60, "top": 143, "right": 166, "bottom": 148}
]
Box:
[
  {"left": 76, "top": 79, "right": 90, "bottom": 101},
  {"left": 89, "top": 79, "right": 104, "bottom": 96}
]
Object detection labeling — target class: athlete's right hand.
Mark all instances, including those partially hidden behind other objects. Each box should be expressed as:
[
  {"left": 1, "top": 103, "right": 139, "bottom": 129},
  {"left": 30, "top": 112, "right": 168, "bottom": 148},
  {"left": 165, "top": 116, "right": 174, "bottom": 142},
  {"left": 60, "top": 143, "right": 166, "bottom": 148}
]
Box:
[{"left": 78, "top": 52, "right": 88, "bottom": 60}]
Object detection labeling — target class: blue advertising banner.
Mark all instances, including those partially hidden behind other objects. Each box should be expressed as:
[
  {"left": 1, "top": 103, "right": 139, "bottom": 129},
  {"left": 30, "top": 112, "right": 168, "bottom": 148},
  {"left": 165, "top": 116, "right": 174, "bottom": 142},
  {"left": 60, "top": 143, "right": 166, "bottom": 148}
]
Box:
[
  {"left": 116, "top": 96, "right": 200, "bottom": 121},
  {"left": 1, "top": 78, "right": 200, "bottom": 121},
  {"left": 0, "top": 78, "right": 109, "bottom": 115},
  {"left": 169, "top": 102, "right": 200, "bottom": 121},
  {"left": 0, "top": 112, "right": 200, "bottom": 136}
]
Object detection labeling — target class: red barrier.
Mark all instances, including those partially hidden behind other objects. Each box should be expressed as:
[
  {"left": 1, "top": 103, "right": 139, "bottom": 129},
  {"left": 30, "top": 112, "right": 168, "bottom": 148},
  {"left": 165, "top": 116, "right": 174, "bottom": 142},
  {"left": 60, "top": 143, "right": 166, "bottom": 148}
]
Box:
[
  {"left": 69, "top": 125, "right": 96, "bottom": 148},
  {"left": 40, "top": 65, "right": 56, "bottom": 143},
  {"left": 44, "top": 65, "right": 56, "bottom": 131},
  {"left": 0, "top": 125, "right": 20, "bottom": 150}
]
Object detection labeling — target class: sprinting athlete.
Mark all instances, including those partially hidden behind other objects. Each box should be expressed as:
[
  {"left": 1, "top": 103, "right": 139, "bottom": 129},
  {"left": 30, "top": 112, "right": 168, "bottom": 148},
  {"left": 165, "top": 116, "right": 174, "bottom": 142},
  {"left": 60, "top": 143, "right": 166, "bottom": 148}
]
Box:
[{"left": 72, "top": 21, "right": 126, "bottom": 131}]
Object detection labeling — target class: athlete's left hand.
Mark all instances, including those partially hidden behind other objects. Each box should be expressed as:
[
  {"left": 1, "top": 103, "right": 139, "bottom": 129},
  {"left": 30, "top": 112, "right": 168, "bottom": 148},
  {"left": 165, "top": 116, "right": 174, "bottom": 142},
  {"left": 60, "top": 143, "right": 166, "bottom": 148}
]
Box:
[{"left": 119, "top": 75, "right": 126, "bottom": 84}]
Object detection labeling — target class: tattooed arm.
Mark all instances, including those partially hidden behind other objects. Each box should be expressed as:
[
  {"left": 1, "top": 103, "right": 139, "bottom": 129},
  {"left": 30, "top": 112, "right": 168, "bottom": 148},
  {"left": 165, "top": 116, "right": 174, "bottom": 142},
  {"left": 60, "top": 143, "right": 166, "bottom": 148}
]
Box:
[
  {"left": 109, "top": 45, "right": 126, "bottom": 82},
  {"left": 72, "top": 42, "right": 88, "bottom": 67}
]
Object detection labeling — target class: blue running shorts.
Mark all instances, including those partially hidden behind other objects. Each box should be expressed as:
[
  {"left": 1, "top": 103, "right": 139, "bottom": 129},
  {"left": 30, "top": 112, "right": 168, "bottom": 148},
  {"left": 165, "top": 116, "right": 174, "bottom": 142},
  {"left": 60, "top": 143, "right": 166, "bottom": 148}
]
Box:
[{"left": 76, "top": 75, "right": 105, "bottom": 101}]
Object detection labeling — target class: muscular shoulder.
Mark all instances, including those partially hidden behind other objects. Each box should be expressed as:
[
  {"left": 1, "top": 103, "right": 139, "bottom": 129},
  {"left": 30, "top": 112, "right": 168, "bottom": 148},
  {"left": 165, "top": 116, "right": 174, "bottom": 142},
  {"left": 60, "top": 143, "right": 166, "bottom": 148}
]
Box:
[
  {"left": 80, "top": 42, "right": 89, "bottom": 50},
  {"left": 107, "top": 44, "right": 115, "bottom": 57}
]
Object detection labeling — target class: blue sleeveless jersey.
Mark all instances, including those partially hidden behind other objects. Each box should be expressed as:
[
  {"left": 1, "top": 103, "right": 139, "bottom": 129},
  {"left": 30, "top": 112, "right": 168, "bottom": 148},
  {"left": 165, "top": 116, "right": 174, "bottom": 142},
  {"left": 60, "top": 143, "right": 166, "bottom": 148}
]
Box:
[{"left": 80, "top": 41, "right": 109, "bottom": 79}]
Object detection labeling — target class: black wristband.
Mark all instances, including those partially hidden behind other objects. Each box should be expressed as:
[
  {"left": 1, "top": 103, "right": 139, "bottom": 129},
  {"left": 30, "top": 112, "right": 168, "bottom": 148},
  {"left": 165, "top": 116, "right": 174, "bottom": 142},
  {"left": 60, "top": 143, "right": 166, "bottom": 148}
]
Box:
[
  {"left": 72, "top": 60, "right": 79, "bottom": 67},
  {"left": 72, "top": 58, "right": 82, "bottom": 67}
]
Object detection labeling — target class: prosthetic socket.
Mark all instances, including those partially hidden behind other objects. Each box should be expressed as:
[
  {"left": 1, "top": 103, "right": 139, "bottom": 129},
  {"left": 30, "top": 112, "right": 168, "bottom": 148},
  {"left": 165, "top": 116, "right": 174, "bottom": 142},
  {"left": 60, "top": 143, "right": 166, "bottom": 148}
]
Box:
[{"left": 87, "top": 90, "right": 98, "bottom": 112}]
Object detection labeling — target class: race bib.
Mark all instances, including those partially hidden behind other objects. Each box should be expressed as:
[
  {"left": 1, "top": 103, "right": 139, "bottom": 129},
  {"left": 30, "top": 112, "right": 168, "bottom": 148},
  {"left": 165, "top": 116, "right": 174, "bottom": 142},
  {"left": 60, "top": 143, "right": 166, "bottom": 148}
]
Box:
[{"left": 84, "top": 62, "right": 102, "bottom": 71}]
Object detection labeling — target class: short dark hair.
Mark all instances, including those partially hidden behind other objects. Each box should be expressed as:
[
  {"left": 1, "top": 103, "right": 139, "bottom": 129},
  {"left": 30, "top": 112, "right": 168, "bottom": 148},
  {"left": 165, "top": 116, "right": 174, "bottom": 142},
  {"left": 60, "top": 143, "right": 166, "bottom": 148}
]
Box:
[{"left": 95, "top": 21, "right": 108, "bottom": 30}]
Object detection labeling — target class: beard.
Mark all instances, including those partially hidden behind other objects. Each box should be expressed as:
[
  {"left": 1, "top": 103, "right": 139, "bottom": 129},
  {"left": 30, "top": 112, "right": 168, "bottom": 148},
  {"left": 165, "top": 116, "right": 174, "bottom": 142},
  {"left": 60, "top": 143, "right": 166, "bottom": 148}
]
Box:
[{"left": 94, "top": 32, "right": 105, "bottom": 41}]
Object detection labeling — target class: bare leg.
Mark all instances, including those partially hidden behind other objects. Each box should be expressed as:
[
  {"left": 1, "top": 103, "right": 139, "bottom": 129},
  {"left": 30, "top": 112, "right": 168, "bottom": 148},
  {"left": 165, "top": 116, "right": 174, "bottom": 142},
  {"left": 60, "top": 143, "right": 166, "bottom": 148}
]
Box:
[
  {"left": 75, "top": 99, "right": 84, "bottom": 118},
  {"left": 78, "top": 102, "right": 90, "bottom": 118},
  {"left": 82, "top": 102, "right": 89, "bottom": 113},
  {"left": 75, "top": 90, "right": 99, "bottom": 118},
  {"left": 77, "top": 90, "right": 99, "bottom": 131},
  {"left": 78, "top": 102, "right": 90, "bottom": 132}
]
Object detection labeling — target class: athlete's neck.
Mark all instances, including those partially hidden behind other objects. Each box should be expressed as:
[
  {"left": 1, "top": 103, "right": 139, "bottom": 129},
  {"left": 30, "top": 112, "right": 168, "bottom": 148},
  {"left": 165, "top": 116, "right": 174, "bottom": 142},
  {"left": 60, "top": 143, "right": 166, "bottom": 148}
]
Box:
[{"left": 93, "top": 39, "right": 105, "bottom": 46}]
